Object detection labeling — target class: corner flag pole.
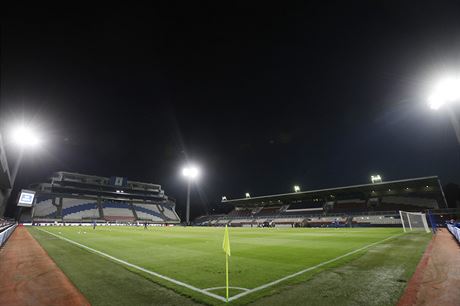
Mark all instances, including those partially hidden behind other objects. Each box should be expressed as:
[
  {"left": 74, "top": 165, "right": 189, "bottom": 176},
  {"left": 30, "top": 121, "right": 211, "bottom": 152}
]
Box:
[
  {"left": 226, "top": 250, "right": 229, "bottom": 301},
  {"left": 223, "top": 225, "right": 231, "bottom": 302}
]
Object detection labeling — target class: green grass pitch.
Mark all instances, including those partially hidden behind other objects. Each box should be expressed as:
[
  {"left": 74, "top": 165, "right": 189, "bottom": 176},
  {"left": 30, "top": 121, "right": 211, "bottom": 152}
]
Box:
[{"left": 28, "top": 226, "right": 431, "bottom": 305}]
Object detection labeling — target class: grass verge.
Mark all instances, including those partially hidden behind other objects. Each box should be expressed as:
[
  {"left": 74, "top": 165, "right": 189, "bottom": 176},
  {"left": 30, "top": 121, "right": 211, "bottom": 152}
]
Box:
[{"left": 28, "top": 227, "right": 430, "bottom": 305}]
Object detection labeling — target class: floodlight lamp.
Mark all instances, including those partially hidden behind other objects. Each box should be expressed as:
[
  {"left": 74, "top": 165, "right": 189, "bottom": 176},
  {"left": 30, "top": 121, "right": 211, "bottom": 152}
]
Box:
[
  {"left": 222, "top": 196, "right": 227, "bottom": 201},
  {"left": 428, "top": 76, "right": 460, "bottom": 110},
  {"left": 12, "top": 125, "right": 41, "bottom": 147},
  {"left": 294, "top": 185, "right": 300, "bottom": 192},
  {"left": 182, "top": 165, "right": 200, "bottom": 179},
  {"left": 428, "top": 94, "right": 445, "bottom": 110},
  {"left": 245, "top": 193, "right": 251, "bottom": 198},
  {"left": 371, "top": 175, "right": 382, "bottom": 184}
]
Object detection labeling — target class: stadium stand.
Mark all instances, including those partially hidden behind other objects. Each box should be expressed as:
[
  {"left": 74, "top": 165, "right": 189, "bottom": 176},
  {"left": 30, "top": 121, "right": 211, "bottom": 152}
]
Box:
[
  {"left": 352, "top": 215, "right": 402, "bottom": 226},
  {"left": 382, "top": 196, "right": 438, "bottom": 207},
  {"left": 22, "top": 171, "right": 180, "bottom": 224},
  {"left": 379, "top": 196, "right": 438, "bottom": 211},
  {"left": 133, "top": 204, "right": 165, "bottom": 221},
  {"left": 196, "top": 176, "right": 449, "bottom": 228},
  {"left": 62, "top": 198, "right": 100, "bottom": 220},
  {"left": 160, "top": 205, "right": 180, "bottom": 221},
  {"left": 33, "top": 197, "right": 58, "bottom": 219},
  {"left": 256, "top": 207, "right": 281, "bottom": 216},
  {"left": 330, "top": 201, "right": 367, "bottom": 213},
  {"left": 228, "top": 207, "right": 253, "bottom": 217},
  {"left": 102, "top": 202, "right": 135, "bottom": 221},
  {"left": 272, "top": 217, "right": 306, "bottom": 223}
]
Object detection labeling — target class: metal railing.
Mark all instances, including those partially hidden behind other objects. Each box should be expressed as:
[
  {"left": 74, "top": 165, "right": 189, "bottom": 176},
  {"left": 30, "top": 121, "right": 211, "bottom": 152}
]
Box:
[
  {"left": 0, "top": 223, "right": 17, "bottom": 247},
  {"left": 447, "top": 224, "right": 460, "bottom": 243}
]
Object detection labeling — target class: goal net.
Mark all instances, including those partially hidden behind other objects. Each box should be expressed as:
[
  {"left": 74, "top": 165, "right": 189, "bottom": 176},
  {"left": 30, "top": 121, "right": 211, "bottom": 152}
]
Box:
[{"left": 399, "top": 211, "right": 430, "bottom": 233}]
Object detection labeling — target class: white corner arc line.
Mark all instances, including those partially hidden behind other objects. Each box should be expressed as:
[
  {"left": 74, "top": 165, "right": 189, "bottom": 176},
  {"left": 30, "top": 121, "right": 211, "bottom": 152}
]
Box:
[
  {"left": 228, "top": 233, "right": 402, "bottom": 302},
  {"left": 204, "top": 286, "right": 250, "bottom": 292},
  {"left": 37, "top": 229, "right": 227, "bottom": 302}
]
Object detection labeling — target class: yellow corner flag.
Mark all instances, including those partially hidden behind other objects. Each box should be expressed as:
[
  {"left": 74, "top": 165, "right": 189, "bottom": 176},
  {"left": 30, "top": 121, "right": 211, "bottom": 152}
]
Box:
[
  {"left": 223, "top": 225, "right": 231, "bottom": 302},
  {"left": 223, "top": 225, "right": 231, "bottom": 256}
]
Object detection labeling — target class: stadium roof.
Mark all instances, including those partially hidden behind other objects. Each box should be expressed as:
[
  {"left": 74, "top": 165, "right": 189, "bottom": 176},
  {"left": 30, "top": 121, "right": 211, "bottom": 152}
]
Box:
[
  {"left": 222, "top": 176, "right": 447, "bottom": 208},
  {"left": 29, "top": 171, "right": 175, "bottom": 204}
]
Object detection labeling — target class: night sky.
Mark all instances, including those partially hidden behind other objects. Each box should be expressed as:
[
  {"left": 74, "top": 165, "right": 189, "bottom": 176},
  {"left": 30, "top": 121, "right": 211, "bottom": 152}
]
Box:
[{"left": 2, "top": 2, "right": 460, "bottom": 218}]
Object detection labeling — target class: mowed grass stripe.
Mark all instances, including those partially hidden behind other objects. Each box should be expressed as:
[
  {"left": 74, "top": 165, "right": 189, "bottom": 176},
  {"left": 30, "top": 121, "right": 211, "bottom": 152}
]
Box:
[
  {"left": 37, "top": 228, "right": 228, "bottom": 302},
  {"left": 37, "top": 226, "right": 400, "bottom": 289},
  {"left": 249, "top": 232, "right": 432, "bottom": 306},
  {"left": 228, "top": 233, "right": 402, "bottom": 301},
  {"left": 37, "top": 227, "right": 401, "bottom": 287}
]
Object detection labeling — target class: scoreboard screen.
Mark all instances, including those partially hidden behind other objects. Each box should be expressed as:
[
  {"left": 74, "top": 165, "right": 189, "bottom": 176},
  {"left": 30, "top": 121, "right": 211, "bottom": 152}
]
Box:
[{"left": 17, "top": 189, "right": 36, "bottom": 207}]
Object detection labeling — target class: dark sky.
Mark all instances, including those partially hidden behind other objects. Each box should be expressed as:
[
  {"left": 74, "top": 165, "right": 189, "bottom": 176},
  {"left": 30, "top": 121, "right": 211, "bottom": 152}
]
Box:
[{"left": 2, "top": 2, "right": 460, "bottom": 218}]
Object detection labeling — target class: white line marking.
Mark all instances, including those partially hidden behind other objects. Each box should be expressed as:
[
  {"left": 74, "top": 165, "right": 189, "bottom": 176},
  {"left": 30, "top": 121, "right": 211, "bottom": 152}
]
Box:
[
  {"left": 228, "top": 233, "right": 402, "bottom": 301},
  {"left": 37, "top": 229, "right": 227, "bottom": 302},
  {"left": 37, "top": 228, "right": 401, "bottom": 303},
  {"left": 204, "top": 286, "right": 250, "bottom": 292}
]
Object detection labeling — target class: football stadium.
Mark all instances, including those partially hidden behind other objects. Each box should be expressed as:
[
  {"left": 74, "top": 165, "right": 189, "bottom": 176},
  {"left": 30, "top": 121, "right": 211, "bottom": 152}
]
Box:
[{"left": 2, "top": 167, "right": 460, "bottom": 305}]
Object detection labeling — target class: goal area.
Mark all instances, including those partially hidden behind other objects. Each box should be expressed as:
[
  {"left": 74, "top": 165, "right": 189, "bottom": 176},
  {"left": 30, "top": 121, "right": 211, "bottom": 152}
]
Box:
[{"left": 399, "top": 211, "right": 431, "bottom": 233}]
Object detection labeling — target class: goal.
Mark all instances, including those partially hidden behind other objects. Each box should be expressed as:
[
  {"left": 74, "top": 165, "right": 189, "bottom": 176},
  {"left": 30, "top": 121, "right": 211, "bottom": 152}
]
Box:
[{"left": 399, "top": 211, "right": 430, "bottom": 233}]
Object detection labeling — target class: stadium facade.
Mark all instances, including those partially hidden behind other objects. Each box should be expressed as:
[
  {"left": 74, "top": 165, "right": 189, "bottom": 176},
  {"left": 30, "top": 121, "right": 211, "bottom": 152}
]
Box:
[
  {"left": 22, "top": 171, "right": 180, "bottom": 224},
  {"left": 196, "top": 176, "right": 448, "bottom": 227},
  {"left": 0, "top": 133, "right": 11, "bottom": 217}
]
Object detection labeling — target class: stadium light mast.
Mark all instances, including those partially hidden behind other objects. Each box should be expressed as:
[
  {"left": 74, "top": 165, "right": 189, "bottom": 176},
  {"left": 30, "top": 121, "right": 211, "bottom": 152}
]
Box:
[
  {"left": 1, "top": 124, "right": 43, "bottom": 218},
  {"left": 182, "top": 165, "right": 200, "bottom": 225},
  {"left": 428, "top": 76, "right": 460, "bottom": 145},
  {"left": 293, "top": 185, "right": 300, "bottom": 192}
]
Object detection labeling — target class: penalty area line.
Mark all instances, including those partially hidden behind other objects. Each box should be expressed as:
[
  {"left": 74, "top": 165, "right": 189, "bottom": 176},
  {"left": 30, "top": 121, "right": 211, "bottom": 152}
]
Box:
[
  {"left": 37, "top": 229, "right": 227, "bottom": 302},
  {"left": 228, "top": 233, "right": 403, "bottom": 302}
]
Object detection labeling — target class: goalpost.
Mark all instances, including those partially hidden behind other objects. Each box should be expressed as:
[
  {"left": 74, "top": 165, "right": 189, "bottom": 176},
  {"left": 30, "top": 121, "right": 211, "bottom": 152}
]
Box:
[{"left": 399, "top": 211, "right": 431, "bottom": 233}]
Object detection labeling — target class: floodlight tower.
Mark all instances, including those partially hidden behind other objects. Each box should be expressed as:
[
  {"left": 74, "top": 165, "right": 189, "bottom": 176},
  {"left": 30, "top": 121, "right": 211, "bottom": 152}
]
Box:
[
  {"left": 293, "top": 185, "right": 300, "bottom": 192},
  {"left": 182, "top": 165, "right": 200, "bottom": 225},
  {"left": 428, "top": 76, "right": 460, "bottom": 145},
  {"left": 1, "top": 124, "right": 42, "bottom": 217}
]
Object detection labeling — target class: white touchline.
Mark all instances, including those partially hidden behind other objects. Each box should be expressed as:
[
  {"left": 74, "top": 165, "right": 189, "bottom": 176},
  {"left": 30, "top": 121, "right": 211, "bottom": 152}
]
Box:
[
  {"left": 37, "top": 229, "right": 228, "bottom": 302},
  {"left": 38, "top": 228, "right": 401, "bottom": 303},
  {"left": 227, "top": 233, "right": 403, "bottom": 301}
]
